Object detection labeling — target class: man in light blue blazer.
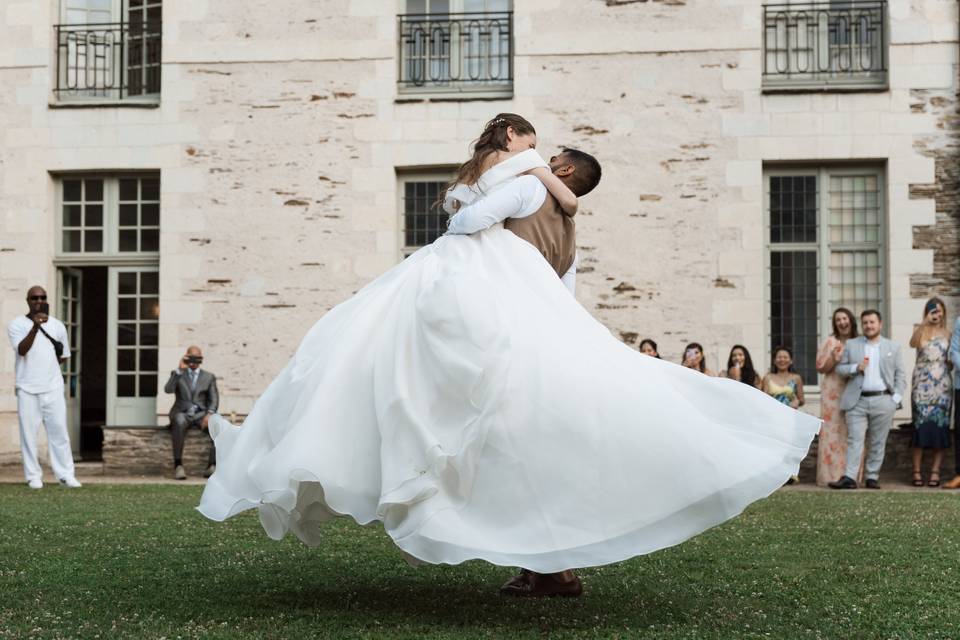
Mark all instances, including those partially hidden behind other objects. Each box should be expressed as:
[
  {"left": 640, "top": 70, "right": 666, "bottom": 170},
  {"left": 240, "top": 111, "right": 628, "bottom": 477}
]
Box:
[
  {"left": 945, "top": 318, "right": 960, "bottom": 489},
  {"left": 828, "top": 309, "right": 906, "bottom": 490}
]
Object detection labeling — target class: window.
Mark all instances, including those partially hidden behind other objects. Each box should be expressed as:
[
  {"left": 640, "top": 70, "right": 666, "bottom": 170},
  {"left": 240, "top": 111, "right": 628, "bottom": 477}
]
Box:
[
  {"left": 762, "top": 1, "right": 887, "bottom": 92},
  {"left": 765, "top": 166, "right": 885, "bottom": 386},
  {"left": 58, "top": 174, "right": 160, "bottom": 256},
  {"left": 115, "top": 269, "right": 159, "bottom": 399},
  {"left": 54, "top": 0, "right": 162, "bottom": 102},
  {"left": 398, "top": 171, "right": 454, "bottom": 257},
  {"left": 398, "top": 0, "right": 513, "bottom": 98}
]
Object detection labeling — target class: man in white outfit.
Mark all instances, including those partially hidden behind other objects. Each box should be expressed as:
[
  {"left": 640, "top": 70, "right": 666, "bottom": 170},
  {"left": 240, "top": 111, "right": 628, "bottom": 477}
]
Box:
[{"left": 6, "top": 285, "right": 81, "bottom": 489}]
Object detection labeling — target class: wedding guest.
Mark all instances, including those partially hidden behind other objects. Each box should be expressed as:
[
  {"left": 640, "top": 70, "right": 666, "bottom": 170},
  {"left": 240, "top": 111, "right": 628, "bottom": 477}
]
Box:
[
  {"left": 682, "top": 342, "right": 715, "bottom": 376},
  {"left": 639, "top": 339, "right": 660, "bottom": 358},
  {"left": 762, "top": 346, "right": 805, "bottom": 409},
  {"left": 946, "top": 315, "right": 960, "bottom": 489},
  {"left": 165, "top": 345, "right": 220, "bottom": 480},
  {"left": 721, "top": 345, "right": 760, "bottom": 388},
  {"left": 815, "top": 308, "right": 861, "bottom": 487},
  {"left": 909, "top": 297, "right": 952, "bottom": 487},
  {"left": 829, "top": 309, "right": 906, "bottom": 490}
]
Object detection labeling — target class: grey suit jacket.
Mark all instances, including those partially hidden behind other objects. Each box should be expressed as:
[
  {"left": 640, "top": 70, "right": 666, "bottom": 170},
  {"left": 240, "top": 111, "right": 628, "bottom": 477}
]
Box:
[
  {"left": 836, "top": 336, "right": 906, "bottom": 411},
  {"left": 164, "top": 369, "right": 219, "bottom": 420}
]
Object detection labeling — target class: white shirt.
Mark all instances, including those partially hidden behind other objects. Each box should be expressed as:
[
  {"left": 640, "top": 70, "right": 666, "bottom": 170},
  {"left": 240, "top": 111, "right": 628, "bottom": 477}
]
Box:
[
  {"left": 7, "top": 315, "right": 70, "bottom": 394},
  {"left": 447, "top": 175, "right": 578, "bottom": 294},
  {"left": 862, "top": 340, "right": 885, "bottom": 392}
]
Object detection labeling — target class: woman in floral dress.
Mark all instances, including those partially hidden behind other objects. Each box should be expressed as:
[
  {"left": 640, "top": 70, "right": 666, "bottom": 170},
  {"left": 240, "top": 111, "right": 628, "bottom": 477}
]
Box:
[
  {"left": 815, "top": 308, "right": 859, "bottom": 487},
  {"left": 910, "top": 297, "right": 953, "bottom": 487}
]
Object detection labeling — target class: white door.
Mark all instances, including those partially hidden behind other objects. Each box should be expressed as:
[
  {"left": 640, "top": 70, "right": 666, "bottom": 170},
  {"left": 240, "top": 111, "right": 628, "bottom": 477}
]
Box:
[
  {"left": 107, "top": 266, "right": 159, "bottom": 426},
  {"left": 58, "top": 268, "right": 83, "bottom": 456}
]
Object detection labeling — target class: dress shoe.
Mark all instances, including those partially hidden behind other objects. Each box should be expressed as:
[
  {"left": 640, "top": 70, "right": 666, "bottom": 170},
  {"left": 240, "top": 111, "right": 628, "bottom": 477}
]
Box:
[
  {"left": 203, "top": 464, "right": 216, "bottom": 478},
  {"left": 865, "top": 478, "right": 880, "bottom": 489},
  {"left": 828, "top": 476, "right": 857, "bottom": 489},
  {"left": 59, "top": 477, "right": 82, "bottom": 488},
  {"left": 943, "top": 475, "right": 960, "bottom": 489},
  {"left": 174, "top": 465, "right": 187, "bottom": 480},
  {"left": 27, "top": 479, "right": 43, "bottom": 490},
  {"left": 500, "top": 570, "right": 583, "bottom": 598}
]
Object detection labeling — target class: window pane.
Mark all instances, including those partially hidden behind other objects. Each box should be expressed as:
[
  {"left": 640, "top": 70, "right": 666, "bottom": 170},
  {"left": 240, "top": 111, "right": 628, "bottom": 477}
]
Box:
[
  {"left": 85, "top": 179, "right": 103, "bottom": 201},
  {"left": 141, "top": 202, "right": 160, "bottom": 226},
  {"left": 139, "top": 322, "right": 158, "bottom": 346},
  {"left": 118, "top": 298, "right": 137, "bottom": 320},
  {"left": 84, "top": 230, "right": 102, "bottom": 252},
  {"left": 117, "top": 349, "right": 136, "bottom": 371},
  {"left": 141, "top": 271, "right": 159, "bottom": 295},
  {"left": 119, "top": 204, "right": 138, "bottom": 226},
  {"left": 770, "top": 250, "right": 819, "bottom": 384},
  {"left": 63, "top": 180, "right": 82, "bottom": 202},
  {"left": 118, "top": 272, "right": 137, "bottom": 294},
  {"left": 63, "top": 205, "right": 82, "bottom": 227},
  {"left": 118, "top": 323, "right": 137, "bottom": 346},
  {"left": 85, "top": 204, "right": 103, "bottom": 227},
  {"left": 138, "top": 374, "right": 158, "bottom": 398},
  {"left": 402, "top": 180, "right": 449, "bottom": 251},
  {"left": 119, "top": 229, "right": 138, "bottom": 252},
  {"left": 141, "top": 178, "right": 160, "bottom": 201},
  {"left": 117, "top": 374, "right": 136, "bottom": 397},
  {"left": 140, "top": 229, "right": 159, "bottom": 252},
  {"left": 139, "top": 349, "right": 158, "bottom": 371},
  {"left": 119, "top": 179, "right": 139, "bottom": 201},
  {"left": 140, "top": 297, "right": 159, "bottom": 320},
  {"left": 63, "top": 230, "right": 81, "bottom": 252},
  {"left": 770, "top": 175, "right": 817, "bottom": 244}
]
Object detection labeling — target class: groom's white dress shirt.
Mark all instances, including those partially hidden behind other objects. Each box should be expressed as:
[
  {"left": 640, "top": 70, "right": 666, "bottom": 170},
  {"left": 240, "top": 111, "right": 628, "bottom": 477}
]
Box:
[{"left": 447, "top": 175, "right": 578, "bottom": 294}]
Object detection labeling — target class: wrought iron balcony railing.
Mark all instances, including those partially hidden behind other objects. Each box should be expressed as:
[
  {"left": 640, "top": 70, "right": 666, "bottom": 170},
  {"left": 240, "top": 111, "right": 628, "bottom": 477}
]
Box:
[
  {"left": 54, "top": 22, "right": 161, "bottom": 101},
  {"left": 398, "top": 12, "right": 513, "bottom": 96},
  {"left": 762, "top": 1, "right": 887, "bottom": 91}
]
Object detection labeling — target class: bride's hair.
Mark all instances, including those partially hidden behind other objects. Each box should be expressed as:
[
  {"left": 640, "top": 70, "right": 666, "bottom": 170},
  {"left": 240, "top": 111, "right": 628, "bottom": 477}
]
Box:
[{"left": 440, "top": 113, "right": 536, "bottom": 206}]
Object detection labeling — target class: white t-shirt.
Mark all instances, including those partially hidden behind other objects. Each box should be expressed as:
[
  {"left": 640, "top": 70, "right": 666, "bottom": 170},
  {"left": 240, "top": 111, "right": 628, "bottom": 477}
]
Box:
[
  {"left": 862, "top": 340, "right": 885, "bottom": 392},
  {"left": 7, "top": 315, "right": 70, "bottom": 394}
]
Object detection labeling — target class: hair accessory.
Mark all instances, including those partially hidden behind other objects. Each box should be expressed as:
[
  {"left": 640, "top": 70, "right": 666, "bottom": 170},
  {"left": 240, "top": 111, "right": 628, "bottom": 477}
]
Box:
[{"left": 486, "top": 117, "right": 506, "bottom": 129}]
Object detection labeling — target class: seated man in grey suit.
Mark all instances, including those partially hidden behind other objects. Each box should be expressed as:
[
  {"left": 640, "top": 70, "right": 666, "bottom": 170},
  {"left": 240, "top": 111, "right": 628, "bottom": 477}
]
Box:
[
  {"left": 829, "top": 310, "right": 906, "bottom": 490},
  {"left": 164, "top": 345, "right": 219, "bottom": 480}
]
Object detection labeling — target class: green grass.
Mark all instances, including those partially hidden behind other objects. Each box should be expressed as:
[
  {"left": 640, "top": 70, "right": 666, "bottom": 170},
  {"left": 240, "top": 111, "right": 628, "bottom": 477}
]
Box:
[{"left": 1, "top": 486, "right": 959, "bottom": 639}]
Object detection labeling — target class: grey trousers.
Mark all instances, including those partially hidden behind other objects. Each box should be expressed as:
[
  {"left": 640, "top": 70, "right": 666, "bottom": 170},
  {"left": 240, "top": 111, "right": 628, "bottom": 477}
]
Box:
[
  {"left": 170, "top": 412, "right": 216, "bottom": 465},
  {"left": 844, "top": 394, "right": 896, "bottom": 481}
]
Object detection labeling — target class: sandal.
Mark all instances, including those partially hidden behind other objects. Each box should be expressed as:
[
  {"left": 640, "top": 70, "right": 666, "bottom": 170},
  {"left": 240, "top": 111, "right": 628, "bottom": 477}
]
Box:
[
  {"left": 928, "top": 471, "right": 941, "bottom": 487},
  {"left": 912, "top": 471, "right": 924, "bottom": 487}
]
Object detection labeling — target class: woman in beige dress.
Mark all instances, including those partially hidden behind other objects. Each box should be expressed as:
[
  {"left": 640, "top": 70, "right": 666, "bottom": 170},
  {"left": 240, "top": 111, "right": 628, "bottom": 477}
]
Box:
[{"left": 815, "top": 308, "right": 860, "bottom": 487}]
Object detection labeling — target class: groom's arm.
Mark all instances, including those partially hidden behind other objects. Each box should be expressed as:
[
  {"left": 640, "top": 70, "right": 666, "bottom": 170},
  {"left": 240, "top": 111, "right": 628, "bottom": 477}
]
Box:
[
  {"left": 560, "top": 254, "right": 578, "bottom": 295},
  {"left": 446, "top": 176, "right": 544, "bottom": 235}
]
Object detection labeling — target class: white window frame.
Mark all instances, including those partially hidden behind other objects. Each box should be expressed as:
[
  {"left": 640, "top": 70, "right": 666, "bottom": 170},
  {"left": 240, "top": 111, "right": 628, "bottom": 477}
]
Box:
[
  {"left": 398, "top": 0, "right": 513, "bottom": 100},
  {"left": 763, "top": 164, "right": 888, "bottom": 391},
  {"left": 55, "top": 173, "right": 161, "bottom": 261},
  {"left": 396, "top": 169, "right": 455, "bottom": 260}
]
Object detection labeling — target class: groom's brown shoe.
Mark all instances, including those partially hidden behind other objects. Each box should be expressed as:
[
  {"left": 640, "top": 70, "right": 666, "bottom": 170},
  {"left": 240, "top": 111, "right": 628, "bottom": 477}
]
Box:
[
  {"left": 500, "top": 570, "right": 583, "bottom": 598},
  {"left": 944, "top": 475, "right": 960, "bottom": 489}
]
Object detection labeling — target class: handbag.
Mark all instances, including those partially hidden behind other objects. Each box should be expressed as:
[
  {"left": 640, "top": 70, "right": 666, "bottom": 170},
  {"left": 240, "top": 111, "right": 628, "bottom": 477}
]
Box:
[{"left": 37, "top": 325, "right": 64, "bottom": 360}]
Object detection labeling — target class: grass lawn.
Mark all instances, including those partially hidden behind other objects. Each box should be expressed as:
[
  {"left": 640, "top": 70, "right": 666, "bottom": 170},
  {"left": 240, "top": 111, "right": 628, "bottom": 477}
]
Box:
[{"left": 1, "top": 485, "right": 959, "bottom": 639}]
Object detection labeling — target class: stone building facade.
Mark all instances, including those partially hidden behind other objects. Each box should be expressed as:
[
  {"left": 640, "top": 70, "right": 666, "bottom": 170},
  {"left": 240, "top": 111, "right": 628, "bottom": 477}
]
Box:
[{"left": 1, "top": 0, "right": 957, "bottom": 468}]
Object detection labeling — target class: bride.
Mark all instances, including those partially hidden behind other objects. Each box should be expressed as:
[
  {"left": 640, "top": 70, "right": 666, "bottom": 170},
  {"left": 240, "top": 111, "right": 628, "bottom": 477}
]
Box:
[{"left": 198, "top": 113, "right": 820, "bottom": 594}]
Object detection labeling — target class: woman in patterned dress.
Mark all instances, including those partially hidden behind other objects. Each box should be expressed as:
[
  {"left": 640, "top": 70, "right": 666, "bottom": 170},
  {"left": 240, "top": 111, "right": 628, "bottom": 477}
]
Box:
[
  {"left": 910, "top": 297, "right": 953, "bottom": 487},
  {"left": 815, "top": 308, "right": 859, "bottom": 487}
]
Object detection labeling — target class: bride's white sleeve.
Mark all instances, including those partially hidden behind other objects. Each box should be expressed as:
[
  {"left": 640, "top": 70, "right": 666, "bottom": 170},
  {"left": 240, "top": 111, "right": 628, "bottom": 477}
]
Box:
[{"left": 442, "top": 150, "right": 549, "bottom": 215}]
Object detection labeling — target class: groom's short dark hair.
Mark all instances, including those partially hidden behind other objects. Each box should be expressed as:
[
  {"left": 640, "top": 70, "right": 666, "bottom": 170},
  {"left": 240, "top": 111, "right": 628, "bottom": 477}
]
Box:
[{"left": 561, "top": 148, "right": 601, "bottom": 196}]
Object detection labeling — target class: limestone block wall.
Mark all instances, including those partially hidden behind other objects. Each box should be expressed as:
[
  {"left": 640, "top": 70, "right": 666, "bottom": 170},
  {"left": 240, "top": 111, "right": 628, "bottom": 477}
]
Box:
[{"left": 0, "top": 0, "right": 957, "bottom": 468}]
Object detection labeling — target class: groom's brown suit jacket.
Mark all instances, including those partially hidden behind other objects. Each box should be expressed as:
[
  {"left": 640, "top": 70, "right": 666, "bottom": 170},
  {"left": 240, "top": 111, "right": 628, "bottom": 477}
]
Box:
[{"left": 504, "top": 192, "right": 576, "bottom": 278}]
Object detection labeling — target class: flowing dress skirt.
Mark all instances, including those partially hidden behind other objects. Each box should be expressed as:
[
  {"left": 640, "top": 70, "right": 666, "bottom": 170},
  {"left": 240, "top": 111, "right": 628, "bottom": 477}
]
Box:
[{"left": 198, "top": 225, "right": 820, "bottom": 572}]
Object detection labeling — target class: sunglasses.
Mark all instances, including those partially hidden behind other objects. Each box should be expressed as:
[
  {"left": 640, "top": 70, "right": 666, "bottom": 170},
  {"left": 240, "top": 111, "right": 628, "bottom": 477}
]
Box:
[{"left": 29, "top": 296, "right": 47, "bottom": 301}]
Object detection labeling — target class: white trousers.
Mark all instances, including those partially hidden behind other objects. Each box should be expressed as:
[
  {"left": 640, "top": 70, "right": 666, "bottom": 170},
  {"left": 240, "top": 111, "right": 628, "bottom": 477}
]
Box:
[{"left": 17, "top": 388, "right": 75, "bottom": 482}]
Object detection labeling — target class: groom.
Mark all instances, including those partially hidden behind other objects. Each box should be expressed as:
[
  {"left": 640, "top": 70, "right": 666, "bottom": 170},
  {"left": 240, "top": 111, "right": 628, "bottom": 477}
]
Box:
[{"left": 446, "top": 147, "right": 602, "bottom": 597}]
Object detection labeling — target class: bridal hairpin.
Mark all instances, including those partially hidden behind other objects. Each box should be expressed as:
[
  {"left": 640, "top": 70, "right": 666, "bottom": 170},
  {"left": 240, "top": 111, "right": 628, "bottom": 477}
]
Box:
[{"left": 487, "top": 117, "right": 506, "bottom": 128}]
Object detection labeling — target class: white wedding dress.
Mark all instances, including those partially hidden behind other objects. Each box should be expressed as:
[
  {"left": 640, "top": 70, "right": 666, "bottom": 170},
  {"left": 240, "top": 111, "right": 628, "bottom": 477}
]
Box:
[{"left": 198, "top": 151, "right": 820, "bottom": 572}]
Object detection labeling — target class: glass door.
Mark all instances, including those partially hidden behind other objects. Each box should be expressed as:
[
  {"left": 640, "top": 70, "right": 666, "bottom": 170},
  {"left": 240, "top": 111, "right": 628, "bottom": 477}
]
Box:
[
  {"left": 106, "top": 266, "right": 159, "bottom": 425},
  {"left": 58, "top": 267, "right": 82, "bottom": 456}
]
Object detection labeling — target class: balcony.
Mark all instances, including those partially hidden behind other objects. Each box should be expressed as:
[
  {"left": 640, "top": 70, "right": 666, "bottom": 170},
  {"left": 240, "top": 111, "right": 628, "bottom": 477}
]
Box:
[
  {"left": 762, "top": 1, "right": 887, "bottom": 92},
  {"left": 54, "top": 22, "right": 161, "bottom": 104},
  {"left": 397, "top": 12, "right": 513, "bottom": 100}
]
